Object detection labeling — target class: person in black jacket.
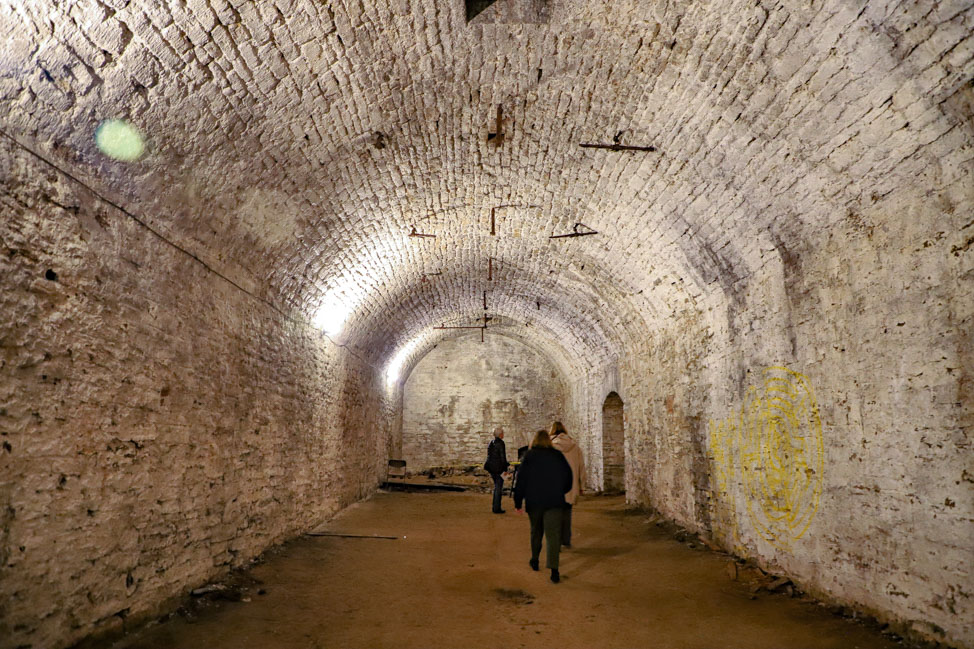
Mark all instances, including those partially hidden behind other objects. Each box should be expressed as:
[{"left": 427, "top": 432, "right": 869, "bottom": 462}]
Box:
[
  {"left": 484, "top": 427, "right": 510, "bottom": 513},
  {"left": 513, "top": 429, "right": 573, "bottom": 583}
]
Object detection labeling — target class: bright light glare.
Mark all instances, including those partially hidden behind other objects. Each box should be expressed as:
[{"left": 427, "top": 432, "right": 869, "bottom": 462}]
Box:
[
  {"left": 386, "top": 337, "right": 421, "bottom": 386},
  {"left": 313, "top": 298, "right": 350, "bottom": 336},
  {"left": 95, "top": 119, "right": 145, "bottom": 161}
]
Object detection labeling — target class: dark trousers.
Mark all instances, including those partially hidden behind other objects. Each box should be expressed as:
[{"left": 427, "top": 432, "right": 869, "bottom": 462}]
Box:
[
  {"left": 491, "top": 473, "right": 504, "bottom": 512},
  {"left": 528, "top": 507, "right": 564, "bottom": 570},
  {"left": 562, "top": 504, "right": 573, "bottom": 546}
]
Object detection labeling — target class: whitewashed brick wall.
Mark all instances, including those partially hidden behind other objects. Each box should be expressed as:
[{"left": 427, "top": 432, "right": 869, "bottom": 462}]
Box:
[{"left": 1, "top": 0, "right": 970, "bottom": 646}]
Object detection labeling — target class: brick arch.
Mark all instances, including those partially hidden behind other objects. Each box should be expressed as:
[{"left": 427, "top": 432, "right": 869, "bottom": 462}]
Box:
[
  {"left": 602, "top": 391, "right": 625, "bottom": 492},
  {"left": 2, "top": 1, "right": 971, "bottom": 646},
  {"left": 401, "top": 330, "right": 568, "bottom": 470}
]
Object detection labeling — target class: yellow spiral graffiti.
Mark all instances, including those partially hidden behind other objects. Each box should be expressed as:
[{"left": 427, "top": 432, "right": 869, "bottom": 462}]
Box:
[
  {"left": 709, "top": 366, "right": 824, "bottom": 550},
  {"left": 708, "top": 414, "right": 743, "bottom": 552},
  {"left": 743, "top": 368, "right": 824, "bottom": 546}
]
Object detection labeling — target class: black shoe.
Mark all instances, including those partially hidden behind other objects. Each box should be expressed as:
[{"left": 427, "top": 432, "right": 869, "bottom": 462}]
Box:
[
  {"left": 492, "top": 509, "right": 506, "bottom": 514},
  {"left": 529, "top": 558, "right": 539, "bottom": 571},
  {"left": 562, "top": 543, "right": 572, "bottom": 549},
  {"left": 550, "top": 569, "right": 560, "bottom": 583}
]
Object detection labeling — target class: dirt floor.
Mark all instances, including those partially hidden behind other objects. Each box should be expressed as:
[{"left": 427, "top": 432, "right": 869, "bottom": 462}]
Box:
[{"left": 103, "top": 489, "right": 906, "bottom": 649}]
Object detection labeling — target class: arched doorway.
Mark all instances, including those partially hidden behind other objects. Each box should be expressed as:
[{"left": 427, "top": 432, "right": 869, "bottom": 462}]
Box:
[{"left": 602, "top": 392, "right": 625, "bottom": 492}]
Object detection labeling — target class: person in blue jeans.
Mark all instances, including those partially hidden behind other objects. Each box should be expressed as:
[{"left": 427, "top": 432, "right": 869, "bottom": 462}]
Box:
[{"left": 484, "top": 427, "right": 510, "bottom": 513}]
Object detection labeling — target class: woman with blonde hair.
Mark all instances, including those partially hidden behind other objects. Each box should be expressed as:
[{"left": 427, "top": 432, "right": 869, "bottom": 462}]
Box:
[
  {"left": 550, "top": 421, "right": 584, "bottom": 547},
  {"left": 513, "top": 429, "right": 573, "bottom": 583}
]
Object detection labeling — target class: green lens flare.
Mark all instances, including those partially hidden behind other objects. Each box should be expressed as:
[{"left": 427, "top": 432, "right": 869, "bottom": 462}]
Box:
[{"left": 95, "top": 120, "right": 145, "bottom": 161}]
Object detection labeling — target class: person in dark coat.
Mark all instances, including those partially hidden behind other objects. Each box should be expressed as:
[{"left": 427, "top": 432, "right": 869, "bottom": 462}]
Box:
[
  {"left": 513, "top": 429, "right": 573, "bottom": 583},
  {"left": 484, "top": 427, "right": 510, "bottom": 513}
]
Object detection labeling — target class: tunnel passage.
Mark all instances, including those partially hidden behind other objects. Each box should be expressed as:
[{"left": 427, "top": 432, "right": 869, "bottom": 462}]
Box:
[
  {"left": 601, "top": 392, "right": 625, "bottom": 493},
  {"left": 1, "top": 1, "right": 972, "bottom": 648},
  {"left": 400, "top": 332, "right": 567, "bottom": 470}
]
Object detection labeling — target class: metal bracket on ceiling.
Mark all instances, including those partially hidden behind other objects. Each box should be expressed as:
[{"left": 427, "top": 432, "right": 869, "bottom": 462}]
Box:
[
  {"left": 434, "top": 313, "right": 493, "bottom": 342},
  {"left": 487, "top": 105, "right": 504, "bottom": 145},
  {"left": 489, "top": 204, "right": 539, "bottom": 235},
  {"left": 579, "top": 132, "right": 657, "bottom": 152},
  {"left": 579, "top": 142, "right": 657, "bottom": 152},
  {"left": 550, "top": 223, "right": 599, "bottom": 239},
  {"left": 433, "top": 324, "right": 484, "bottom": 330},
  {"left": 408, "top": 225, "right": 436, "bottom": 238}
]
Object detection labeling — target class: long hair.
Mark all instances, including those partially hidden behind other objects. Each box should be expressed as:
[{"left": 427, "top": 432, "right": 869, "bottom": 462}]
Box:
[
  {"left": 531, "top": 429, "right": 553, "bottom": 449},
  {"left": 549, "top": 421, "right": 567, "bottom": 438}
]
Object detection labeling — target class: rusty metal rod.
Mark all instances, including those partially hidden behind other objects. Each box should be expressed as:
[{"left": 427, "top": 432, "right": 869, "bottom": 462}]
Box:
[
  {"left": 306, "top": 532, "right": 399, "bottom": 540},
  {"left": 550, "top": 223, "right": 599, "bottom": 239},
  {"left": 549, "top": 231, "right": 599, "bottom": 239},
  {"left": 487, "top": 105, "right": 504, "bottom": 144},
  {"left": 408, "top": 225, "right": 436, "bottom": 238},
  {"left": 579, "top": 142, "right": 657, "bottom": 152}
]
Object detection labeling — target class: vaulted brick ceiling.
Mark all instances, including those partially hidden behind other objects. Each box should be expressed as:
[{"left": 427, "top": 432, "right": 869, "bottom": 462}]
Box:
[{"left": 2, "top": 0, "right": 969, "bottom": 380}]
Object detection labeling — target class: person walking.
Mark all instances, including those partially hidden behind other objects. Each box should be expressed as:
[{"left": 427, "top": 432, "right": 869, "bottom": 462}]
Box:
[
  {"left": 484, "top": 427, "right": 509, "bottom": 513},
  {"left": 550, "top": 421, "right": 584, "bottom": 548},
  {"left": 513, "top": 429, "right": 573, "bottom": 583}
]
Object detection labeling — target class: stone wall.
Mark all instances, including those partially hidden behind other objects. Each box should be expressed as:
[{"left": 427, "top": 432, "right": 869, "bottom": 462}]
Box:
[
  {"left": 1, "top": 0, "right": 971, "bottom": 647},
  {"left": 564, "top": 366, "right": 620, "bottom": 494},
  {"left": 618, "top": 184, "right": 973, "bottom": 646},
  {"left": 401, "top": 332, "right": 566, "bottom": 469},
  {"left": 0, "top": 139, "right": 394, "bottom": 649}
]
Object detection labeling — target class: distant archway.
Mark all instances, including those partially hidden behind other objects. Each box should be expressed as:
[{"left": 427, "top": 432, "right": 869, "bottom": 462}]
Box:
[
  {"left": 400, "top": 332, "right": 567, "bottom": 470},
  {"left": 602, "top": 392, "right": 625, "bottom": 492}
]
